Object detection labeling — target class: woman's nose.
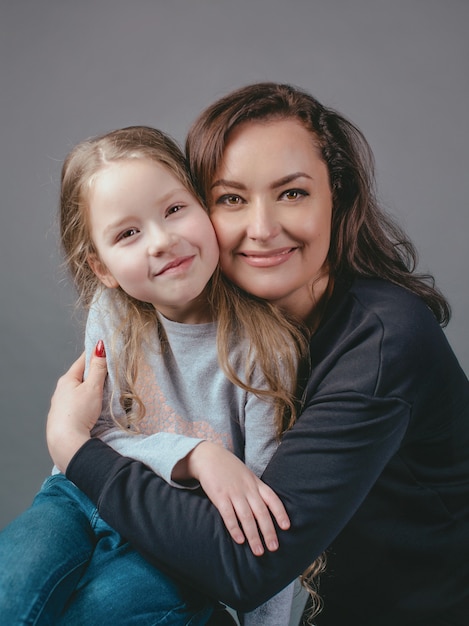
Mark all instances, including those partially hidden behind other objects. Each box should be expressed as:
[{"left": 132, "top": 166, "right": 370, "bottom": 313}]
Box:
[{"left": 246, "top": 202, "right": 281, "bottom": 242}]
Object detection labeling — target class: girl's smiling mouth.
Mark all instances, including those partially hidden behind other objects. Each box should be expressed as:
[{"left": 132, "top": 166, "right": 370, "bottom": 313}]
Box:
[{"left": 155, "top": 255, "right": 195, "bottom": 276}]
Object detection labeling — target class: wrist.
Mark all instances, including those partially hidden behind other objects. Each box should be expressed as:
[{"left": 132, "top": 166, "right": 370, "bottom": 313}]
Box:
[
  {"left": 184, "top": 440, "right": 213, "bottom": 480},
  {"left": 47, "top": 425, "right": 90, "bottom": 474}
]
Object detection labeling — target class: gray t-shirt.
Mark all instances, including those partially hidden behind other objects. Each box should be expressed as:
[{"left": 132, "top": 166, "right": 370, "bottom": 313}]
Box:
[{"left": 85, "top": 288, "right": 295, "bottom": 626}]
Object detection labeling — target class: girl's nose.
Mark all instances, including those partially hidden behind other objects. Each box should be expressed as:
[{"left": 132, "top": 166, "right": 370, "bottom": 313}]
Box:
[
  {"left": 147, "top": 226, "right": 177, "bottom": 256},
  {"left": 246, "top": 202, "right": 281, "bottom": 242}
]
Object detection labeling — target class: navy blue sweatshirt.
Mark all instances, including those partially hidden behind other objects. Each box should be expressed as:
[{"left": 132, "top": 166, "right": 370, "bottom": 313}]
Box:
[{"left": 67, "top": 278, "right": 469, "bottom": 626}]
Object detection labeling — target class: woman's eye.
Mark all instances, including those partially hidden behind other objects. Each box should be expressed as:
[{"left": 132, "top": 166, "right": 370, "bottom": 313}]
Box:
[
  {"left": 217, "top": 194, "right": 243, "bottom": 206},
  {"left": 281, "top": 189, "right": 307, "bottom": 201}
]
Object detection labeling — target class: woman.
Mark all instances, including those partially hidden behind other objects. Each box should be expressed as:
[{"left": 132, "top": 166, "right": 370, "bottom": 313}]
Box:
[{"left": 47, "top": 83, "right": 469, "bottom": 626}]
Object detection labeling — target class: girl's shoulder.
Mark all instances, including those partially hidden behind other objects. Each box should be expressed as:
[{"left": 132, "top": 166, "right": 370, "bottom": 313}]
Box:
[{"left": 88, "top": 287, "right": 125, "bottom": 321}]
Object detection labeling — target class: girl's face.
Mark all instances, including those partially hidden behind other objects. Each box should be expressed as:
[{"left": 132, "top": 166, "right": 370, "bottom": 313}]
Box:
[
  {"left": 87, "top": 158, "right": 219, "bottom": 324},
  {"left": 208, "top": 120, "right": 332, "bottom": 321}
]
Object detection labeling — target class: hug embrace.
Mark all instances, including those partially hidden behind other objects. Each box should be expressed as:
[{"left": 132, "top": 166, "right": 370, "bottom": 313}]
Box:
[{"left": 1, "top": 83, "right": 468, "bottom": 626}]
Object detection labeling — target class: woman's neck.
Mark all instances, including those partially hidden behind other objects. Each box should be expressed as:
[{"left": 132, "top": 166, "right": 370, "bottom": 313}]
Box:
[{"left": 276, "top": 273, "right": 333, "bottom": 331}]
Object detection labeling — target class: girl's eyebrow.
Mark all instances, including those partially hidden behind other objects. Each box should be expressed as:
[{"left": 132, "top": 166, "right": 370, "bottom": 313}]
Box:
[
  {"left": 102, "top": 216, "right": 133, "bottom": 238},
  {"left": 101, "top": 186, "right": 192, "bottom": 237},
  {"left": 211, "top": 172, "right": 313, "bottom": 191}
]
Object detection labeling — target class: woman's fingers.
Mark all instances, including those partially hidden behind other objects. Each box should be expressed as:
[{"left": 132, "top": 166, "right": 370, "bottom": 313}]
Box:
[
  {"left": 46, "top": 342, "right": 108, "bottom": 472},
  {"left": 85, "top": 340, "right": 108, "bottom": 391}
]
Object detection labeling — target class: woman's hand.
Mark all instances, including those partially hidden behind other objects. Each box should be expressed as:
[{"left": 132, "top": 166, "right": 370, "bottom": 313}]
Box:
[
  {"left": 173, "top": 441, "right": 290, "bottom": 556},
  {"left": 46, "top": 342, "right": 108, "bottom": 473}
]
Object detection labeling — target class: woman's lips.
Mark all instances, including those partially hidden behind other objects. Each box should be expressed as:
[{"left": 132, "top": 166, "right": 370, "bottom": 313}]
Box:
[{"left": 237, "top": 247, "right": 297, "bottom": 268}]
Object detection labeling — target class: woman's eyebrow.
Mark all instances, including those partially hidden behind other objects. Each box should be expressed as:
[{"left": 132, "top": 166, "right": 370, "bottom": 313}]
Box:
[
  {"left": 211, "top": 172, "right": 313, "bottom": 191},
  {"left": 210, "top": 178, "right": 246, "bottom": 191},
  {"left": 271, "top": 172, "right": 313, "bottom": 189}
]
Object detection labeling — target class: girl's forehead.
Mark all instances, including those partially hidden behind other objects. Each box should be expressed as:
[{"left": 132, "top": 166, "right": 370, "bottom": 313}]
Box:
[{"left": 89, "top": 157, "right": 167, "bottom": 183}]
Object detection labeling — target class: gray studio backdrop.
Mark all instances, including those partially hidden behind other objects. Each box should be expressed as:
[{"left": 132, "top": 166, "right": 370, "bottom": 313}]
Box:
[{"left": 1, "top": 0, "right": 468, "bottom": 528}]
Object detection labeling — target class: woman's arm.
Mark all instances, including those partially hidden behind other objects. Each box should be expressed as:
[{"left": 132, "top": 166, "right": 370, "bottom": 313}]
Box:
[
  {"left": 66, "top": 396, "right": 409, "bottom": 610},
  {"left": 49, "top": 281, "right": 468, "bottom": 612},
  {"left": 51, "top": 347, "right": 410, "bottom": 611}
]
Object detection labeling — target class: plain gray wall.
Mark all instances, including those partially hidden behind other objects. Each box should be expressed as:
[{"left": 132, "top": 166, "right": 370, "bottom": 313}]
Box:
[{"left": 1, "top": 0, "right": 468, "bottom": 529}]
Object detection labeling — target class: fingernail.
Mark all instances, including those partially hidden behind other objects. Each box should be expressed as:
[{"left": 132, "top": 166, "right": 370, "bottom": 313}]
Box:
[
  {"left": 95, "top": 340, "right": 106, "bottom": 358},
  {"left": 268, "top": 540, "right": 279, "bottom": 551},
  {"left": 253, "top": 544, "right": 264, "bottom": 556}
]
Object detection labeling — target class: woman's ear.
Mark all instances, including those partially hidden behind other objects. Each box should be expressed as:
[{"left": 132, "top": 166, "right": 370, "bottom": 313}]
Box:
[{"left": 87, "top": 254, "right": 119, "bottom": 289}]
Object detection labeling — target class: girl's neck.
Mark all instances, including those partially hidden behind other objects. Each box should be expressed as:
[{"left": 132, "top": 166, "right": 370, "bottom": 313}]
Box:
[{"left": 155, "top": 296, "right": 215, "bottom": 325}]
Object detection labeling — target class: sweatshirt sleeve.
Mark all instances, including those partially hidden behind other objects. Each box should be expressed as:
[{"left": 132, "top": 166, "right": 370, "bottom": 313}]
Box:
[{"left": 67, "top": 385, "right": 410, "bottom": 611}]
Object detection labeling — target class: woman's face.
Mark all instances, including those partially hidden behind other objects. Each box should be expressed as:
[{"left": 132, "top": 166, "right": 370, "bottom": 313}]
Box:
[{"left": 208, "top": 119, "right": 332, "bottom": 320}]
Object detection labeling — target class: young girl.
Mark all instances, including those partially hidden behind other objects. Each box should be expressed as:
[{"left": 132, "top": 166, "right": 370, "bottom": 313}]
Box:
[
  {"left": 47, "top": 84, "right": 469, "bottom": 626},
  {"left": 0, "top": 125, "right": 316, "bottom": 625}
]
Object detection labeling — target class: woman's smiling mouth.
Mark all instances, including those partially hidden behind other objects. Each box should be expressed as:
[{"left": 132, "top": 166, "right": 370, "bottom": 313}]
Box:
[{"left": 237, "top": 247, "right": 298, "bottom": 268}]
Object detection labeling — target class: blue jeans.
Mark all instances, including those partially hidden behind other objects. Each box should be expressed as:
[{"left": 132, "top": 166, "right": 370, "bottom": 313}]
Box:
[{"left": 0, "top": 474, "right": 214, "bottom": 625}]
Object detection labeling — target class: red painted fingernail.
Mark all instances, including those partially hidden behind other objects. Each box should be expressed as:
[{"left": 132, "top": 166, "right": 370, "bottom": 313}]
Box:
[{"left": 95, "top": 340, "right": 106, "bottom": 358}]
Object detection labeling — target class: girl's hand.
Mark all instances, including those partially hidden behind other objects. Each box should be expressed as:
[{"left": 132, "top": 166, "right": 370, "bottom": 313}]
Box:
[
  {"left": 174, "top": 441, "right": 290, "bottom": 556},
  {"left": 46, "top": 342, "right": 108, "bottom": 472}
]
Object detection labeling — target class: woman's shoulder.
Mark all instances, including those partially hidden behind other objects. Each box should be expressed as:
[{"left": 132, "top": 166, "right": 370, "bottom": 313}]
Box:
[
  {"left": 348, "top": 278, "right": 439, "bottom": 334},
  {"left": 324, "top": 278, "right": 452, "bottom": 371},
  {"left": 314, "top": 277, "right": 465, "bottom": 402},
  {"left": 351, "top": 276, "right": 425, "bottom": 305},
  {"left": 345, "top": 278, "right": 461, "bottom": 382}
]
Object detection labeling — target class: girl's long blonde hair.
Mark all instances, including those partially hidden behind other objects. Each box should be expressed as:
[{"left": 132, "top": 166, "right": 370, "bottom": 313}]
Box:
[{"left": 60, "top": 125, "right": 309, "bottom": 436}]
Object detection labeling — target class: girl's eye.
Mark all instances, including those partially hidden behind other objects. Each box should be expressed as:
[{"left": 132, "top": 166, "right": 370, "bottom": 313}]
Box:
[
  {"left": 281, "top": 189, "right": 308, "bottom": 201},
  {"left": 166, "top": 204, "right": 183, "bottom": 216},
  {"left": 117, "top": 227, "right": 139, "bottom": 241}
]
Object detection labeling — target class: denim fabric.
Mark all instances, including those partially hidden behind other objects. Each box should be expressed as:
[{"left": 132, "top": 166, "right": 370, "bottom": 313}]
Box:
[{"left": 0, "top": 474, "right": 213, "bottom": 625}]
